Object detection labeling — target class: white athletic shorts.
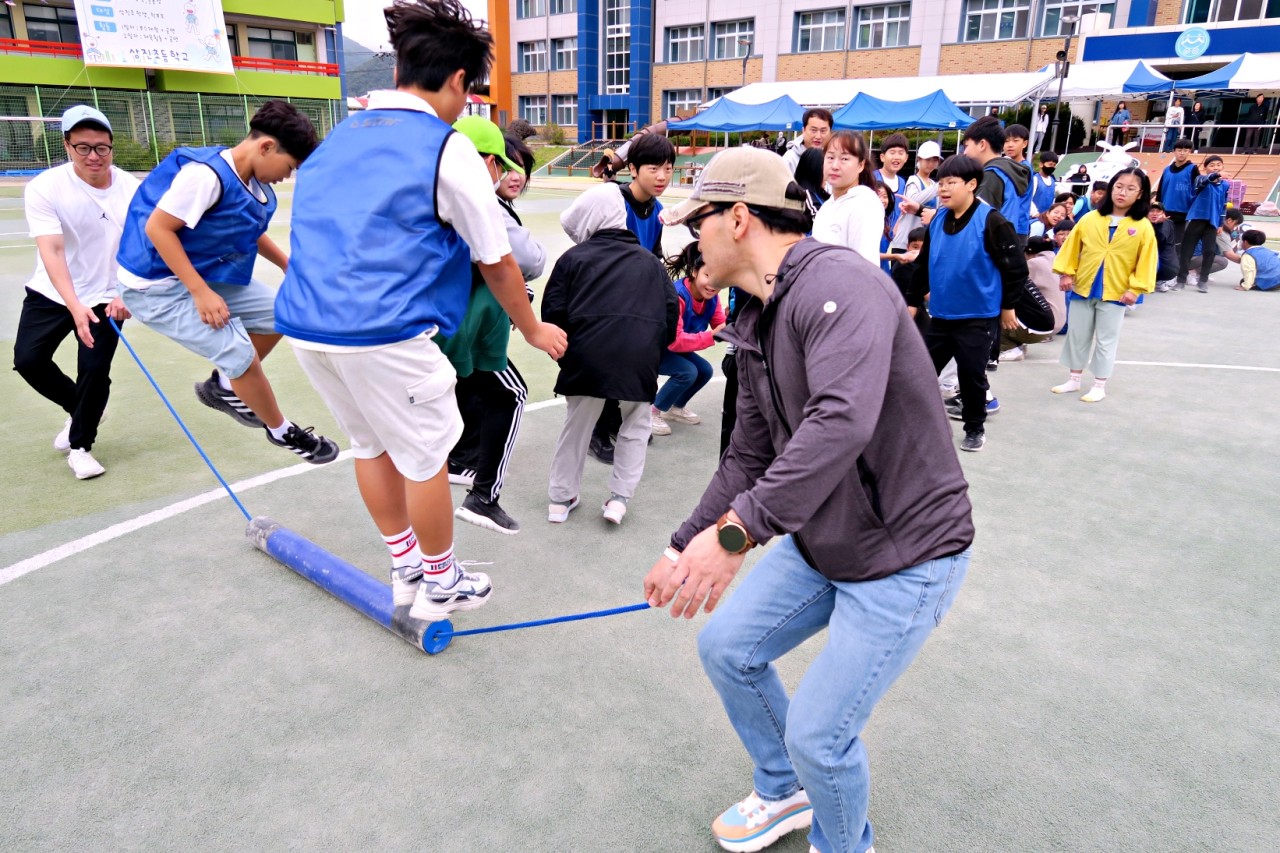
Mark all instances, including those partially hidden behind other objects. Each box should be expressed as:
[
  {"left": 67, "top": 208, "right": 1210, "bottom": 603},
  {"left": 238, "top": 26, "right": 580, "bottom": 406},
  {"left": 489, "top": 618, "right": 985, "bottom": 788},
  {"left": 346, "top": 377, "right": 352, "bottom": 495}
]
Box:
[{"left": 293, "top": 335, "right": 463, "bottom": 482}]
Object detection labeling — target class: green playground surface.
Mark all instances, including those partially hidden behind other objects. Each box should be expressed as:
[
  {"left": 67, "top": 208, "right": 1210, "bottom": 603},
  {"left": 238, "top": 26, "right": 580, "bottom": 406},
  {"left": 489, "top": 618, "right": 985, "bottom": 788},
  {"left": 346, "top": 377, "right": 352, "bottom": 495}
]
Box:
[{"left": 1, "top": 184, "right": 1278, "bottom": 852}]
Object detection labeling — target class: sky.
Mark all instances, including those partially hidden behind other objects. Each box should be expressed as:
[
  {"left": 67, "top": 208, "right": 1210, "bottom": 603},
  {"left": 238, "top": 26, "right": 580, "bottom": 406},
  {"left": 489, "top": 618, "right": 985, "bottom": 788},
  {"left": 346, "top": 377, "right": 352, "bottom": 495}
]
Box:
[{"left": 340, "top": 0, "right": 491, "bottom": 55}]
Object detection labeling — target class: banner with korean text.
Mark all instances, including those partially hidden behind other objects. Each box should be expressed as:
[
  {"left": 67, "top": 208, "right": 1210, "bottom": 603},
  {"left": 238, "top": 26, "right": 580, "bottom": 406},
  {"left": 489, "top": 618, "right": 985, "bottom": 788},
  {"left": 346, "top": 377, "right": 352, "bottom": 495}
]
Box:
[{"left": 72, "top": 0, "right": 234, "bottom": 74}]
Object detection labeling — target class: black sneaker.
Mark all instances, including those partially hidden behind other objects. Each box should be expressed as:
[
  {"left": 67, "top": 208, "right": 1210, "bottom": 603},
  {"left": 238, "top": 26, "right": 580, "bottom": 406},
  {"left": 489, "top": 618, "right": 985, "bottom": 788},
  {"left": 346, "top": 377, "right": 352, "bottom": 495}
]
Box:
[
  {"left": 266, "top": 424, "right": 339, "bottom": 464},
  {"left": 947, "top": 398, "right": 1000, "bottom": 420},
  {"left": 986, "top": 359, "right": 999, "bottom": 372},
  {"left": 960, "top": 430, "right": 986, "bottom": 452},
  {"left": 456, "top": 492, "right": 520, "bottom": 535},
  {"left": 589, "top": 436, "right": 615, "bottom": 464},
  {"left": 195, "top": 370, "right": 263, "bottom": 427},
  {"left": 447, "top": 460, "right": 476, "bottom": 487}
]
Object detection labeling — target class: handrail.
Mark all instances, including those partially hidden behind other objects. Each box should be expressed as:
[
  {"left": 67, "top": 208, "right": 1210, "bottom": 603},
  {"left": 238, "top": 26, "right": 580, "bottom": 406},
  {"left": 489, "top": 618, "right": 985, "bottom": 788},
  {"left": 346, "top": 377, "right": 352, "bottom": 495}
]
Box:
[
  {"left": 0, "top": 37, "right": 83, "bottom": 58},
  {"left": 231, "top": 56, "right": 339, "bottom": 76},
  {"left": 1122, "top": 120, "right": 1278, "bottom": 156}
]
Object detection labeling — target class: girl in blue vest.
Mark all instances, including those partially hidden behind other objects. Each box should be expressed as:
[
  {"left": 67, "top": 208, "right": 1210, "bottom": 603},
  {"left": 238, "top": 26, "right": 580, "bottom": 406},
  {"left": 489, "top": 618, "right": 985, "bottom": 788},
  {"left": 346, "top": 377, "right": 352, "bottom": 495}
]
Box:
[
  {"left": 1235, "top": 230, "right": 1280, "bottom": 291},
  {"left": 1176, "top": 155, "right": 1228, "bottom": 292},
  {"left": 115, "top": 100, "right": 340, "bottom": 466},
  {"left": 651, "top": 242, "right": 726, "bottom": 436}
]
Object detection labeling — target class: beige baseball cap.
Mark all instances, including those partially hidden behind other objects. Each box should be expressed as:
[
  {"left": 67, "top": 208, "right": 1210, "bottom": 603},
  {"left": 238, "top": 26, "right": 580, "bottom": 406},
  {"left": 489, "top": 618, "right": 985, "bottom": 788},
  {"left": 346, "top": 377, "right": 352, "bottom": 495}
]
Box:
[{"left": 661, "top": 147, "right": 807, "bottom": 226}]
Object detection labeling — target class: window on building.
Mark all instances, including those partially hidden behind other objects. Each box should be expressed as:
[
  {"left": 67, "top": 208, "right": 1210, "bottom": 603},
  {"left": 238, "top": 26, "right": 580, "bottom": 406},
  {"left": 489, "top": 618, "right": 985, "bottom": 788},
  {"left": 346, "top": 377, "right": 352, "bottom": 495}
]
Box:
[
  {"left": 553, "top": 94, "right": 578, "bottom": 126},
  {"left": 712, "top": 19, "right": 755, "bottom": 59},
  {"left": 24, "top": 4, "right": 80, "bottom": 44},
  {"left": 295, "top": 31, "right": 317, "bottom": 63},
  {"left": 707, "top": 86, "right": 739, "bottom": 100},
  {"left": 665, "top": 25, "right": 705, "bottom": 63},
  {"left": 1041, "top": 0, "right": 1114, "bottom": 35},
  {"left": 518, "top": 0, "right": 546, "bottom": 18},
  {"left": 248, "top": 27, "right": 300, "bottom": 61},
  {"left": 519, "top": 40, "right": 548, "bottom": 73},
  {"left": 226, "top": 24, "right": 242, "bottom": 57},
  {"left": 1184, "top": 0, "right": 1280, "bottom": 23},
  {"left": 795, "top": 9, "right": 845, "bottom": 53},
  {"left": 663, "top": 88, "right": 703, "bottom": 117},
  {"left": 963, "top": 0, "right": 1031, "bottom": 41},
  {"left": 0, "top": 5, "right": 14, "bottom": 40},
  {"left": 552, "top": 37, "right": 577, "bottom": 70},
  {"left": 856, "top": 4, "right": 911, "bottom": 48},
  {"left": 604, "top": 0, "right": 631, "bottom": 94},
  {"left": 519, "top": 95, "right": 548, "bottom": 125},
  {"left": 550, "top": 0, "right": 577, "bottom": 13}
]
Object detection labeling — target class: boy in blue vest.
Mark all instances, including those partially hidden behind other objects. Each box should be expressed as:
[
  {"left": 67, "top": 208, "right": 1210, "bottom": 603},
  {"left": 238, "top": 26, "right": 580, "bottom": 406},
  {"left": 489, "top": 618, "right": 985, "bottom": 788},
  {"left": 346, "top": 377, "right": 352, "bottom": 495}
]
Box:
[
  {"left": 1003, "top": 123, "right": 1037, "bottom": 234},
  {"left": 273, "top": 0, "right": 567, "bottom": 623},
  {"left": 962, "top": 116, "right": 1031, "bottom": 246},
  {"left": 1235, "top": 230, "right": 1280, "bottom": 291},
  {"left": 1176, "top": 154, "right": 1227, "bottom": 293},
  {"left": 1031, "top": 151, "right": 1059, "bottom": 217},
  {"left": 116, "top": 100, "right": 339, "bottom": 465},
  {"left": 912, "top": 155, "right": 1026, "bottom": 453},
  {"left": 1155, "top": 138, "right": 1197, "bottom": 248}
]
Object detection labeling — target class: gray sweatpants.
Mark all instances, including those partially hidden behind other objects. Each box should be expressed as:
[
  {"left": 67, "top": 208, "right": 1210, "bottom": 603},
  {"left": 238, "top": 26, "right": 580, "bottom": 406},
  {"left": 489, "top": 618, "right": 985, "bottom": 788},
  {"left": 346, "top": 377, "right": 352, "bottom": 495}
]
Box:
[
  {"left": 1060, "top": 299, "right": 1126, "bottom": 378},
  {"left": 548, "top": 396, "right": 652, "bottom": 503}
]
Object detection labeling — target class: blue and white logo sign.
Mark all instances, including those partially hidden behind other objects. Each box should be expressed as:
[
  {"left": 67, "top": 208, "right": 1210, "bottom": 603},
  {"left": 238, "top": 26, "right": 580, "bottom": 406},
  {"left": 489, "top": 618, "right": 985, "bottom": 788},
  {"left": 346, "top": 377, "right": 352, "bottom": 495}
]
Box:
[{"left": 1175, "top": 27, "right": 1211, "bottom": 60}]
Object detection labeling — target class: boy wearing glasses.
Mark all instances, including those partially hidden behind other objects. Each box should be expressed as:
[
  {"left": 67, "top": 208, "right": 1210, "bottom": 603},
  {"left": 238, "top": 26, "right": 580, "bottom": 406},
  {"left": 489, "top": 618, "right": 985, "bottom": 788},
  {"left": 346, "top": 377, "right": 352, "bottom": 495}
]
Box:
[{"left": 14, "top": 105, "right": 139, "bottom": 480}]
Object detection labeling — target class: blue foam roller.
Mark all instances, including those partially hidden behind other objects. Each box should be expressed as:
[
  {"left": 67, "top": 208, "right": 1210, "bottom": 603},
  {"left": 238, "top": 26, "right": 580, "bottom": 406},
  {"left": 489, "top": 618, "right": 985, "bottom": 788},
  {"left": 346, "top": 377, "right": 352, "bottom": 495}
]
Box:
[{"left": 246, "top": 516, "right": 445, "bottom": 654}]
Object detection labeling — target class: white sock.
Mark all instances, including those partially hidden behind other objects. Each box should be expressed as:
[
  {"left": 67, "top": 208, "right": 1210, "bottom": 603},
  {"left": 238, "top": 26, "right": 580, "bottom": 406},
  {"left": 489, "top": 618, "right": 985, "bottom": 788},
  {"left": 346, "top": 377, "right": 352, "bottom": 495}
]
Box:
[
  {"left": 217, "top": 370, "right": 234, "bottom": 391},
  {"left": 1092, "top": 378, "right": 1108, "bottom": 391},
  {"left": 1052, "top": 373, "right": 1083, "bottom": 393},
  {"left": 422, "top": 545, "right": 458, "bottom": 588},
  {"left": 267, "top": 420, "right": 292, "bottom": 440},
  {"left": 383, "top": 527, "right": 424, "bottom": 572}
]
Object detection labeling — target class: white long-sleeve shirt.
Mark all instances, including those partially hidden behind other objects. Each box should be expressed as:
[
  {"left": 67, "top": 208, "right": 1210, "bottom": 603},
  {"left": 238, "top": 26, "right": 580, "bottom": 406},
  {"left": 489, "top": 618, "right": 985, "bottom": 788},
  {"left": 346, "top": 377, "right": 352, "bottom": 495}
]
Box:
[{"left": 811, "top": 185, "right": 883, "bottom": 266}]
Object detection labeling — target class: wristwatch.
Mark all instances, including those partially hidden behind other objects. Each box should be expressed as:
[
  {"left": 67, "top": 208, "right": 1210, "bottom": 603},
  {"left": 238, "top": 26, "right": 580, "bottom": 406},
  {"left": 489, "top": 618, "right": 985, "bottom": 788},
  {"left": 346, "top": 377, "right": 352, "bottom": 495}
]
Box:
[{"left": 716, "top": 513, "right": 756, "bottom": 555}]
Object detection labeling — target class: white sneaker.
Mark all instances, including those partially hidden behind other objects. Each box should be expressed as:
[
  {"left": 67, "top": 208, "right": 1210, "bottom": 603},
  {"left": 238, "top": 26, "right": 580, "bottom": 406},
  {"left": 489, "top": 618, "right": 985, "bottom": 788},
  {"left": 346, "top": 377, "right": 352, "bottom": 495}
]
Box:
[
  {"left": 547, "top": 496, "right": 580, "bottom": 523},
  {"left": 712, "top": 789, "right": 812, "bottom": 852},
  {"left": 67, "top": 448, "right": 105, "bottom": 480},
  {"left": 663, "top": 406, "right": 701, "bottom": 424},
  {"left": 408, "top": 566, "right": 492, "bottom": 621},
  {"left": 53, "top": 407, "right": 108, "bottom": 453},
  {"left": 602, "top": 494, "right": 628, "bottom": 524},
  {"left": 1002, "top": 345, "right": 1025, "bottom": 362},
  {"left": 650, "top": 408, "right": 672, "bottom": 436},
  {"left": 389, "top": 563, "right": 423, "bottom": 607}
]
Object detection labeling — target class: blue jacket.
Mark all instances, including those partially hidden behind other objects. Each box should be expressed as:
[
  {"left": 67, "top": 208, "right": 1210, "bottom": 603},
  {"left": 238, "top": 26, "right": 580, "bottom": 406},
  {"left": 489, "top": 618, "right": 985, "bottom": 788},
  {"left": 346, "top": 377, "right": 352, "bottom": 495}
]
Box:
[
  {"left": 927, "top": 201, "right": 1002, "bottom": 319},
  {"left": 275, "top": 109, "right": 471, "bottom": 346},
  {"left": 117, "top": 146, "right": 276, "bottom": 285},
  {"left": 1187, "top": 174, "right": 1227, "bottom": 226}
]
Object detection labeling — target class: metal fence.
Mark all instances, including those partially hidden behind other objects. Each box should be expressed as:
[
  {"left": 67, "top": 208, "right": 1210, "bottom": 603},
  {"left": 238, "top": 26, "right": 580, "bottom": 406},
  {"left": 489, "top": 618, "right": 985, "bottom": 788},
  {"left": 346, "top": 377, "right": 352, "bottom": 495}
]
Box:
[{"left": 0, "top": 84, "right": 344, "bottom": 172}]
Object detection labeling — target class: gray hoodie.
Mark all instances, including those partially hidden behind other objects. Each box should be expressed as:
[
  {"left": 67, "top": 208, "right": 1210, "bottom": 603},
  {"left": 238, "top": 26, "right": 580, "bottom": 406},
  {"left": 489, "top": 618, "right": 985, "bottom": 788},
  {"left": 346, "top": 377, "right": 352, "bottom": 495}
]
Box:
[{"left": 671, "top": 239, "right": 974, "bottom": 582}]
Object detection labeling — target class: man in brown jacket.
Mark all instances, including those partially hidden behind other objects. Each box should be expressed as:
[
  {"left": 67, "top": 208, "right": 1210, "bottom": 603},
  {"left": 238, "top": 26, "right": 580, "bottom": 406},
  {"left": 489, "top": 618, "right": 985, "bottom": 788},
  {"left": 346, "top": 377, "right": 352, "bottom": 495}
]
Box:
[{"left": 647, "top": 148, "right": 975, "bottom": 853}]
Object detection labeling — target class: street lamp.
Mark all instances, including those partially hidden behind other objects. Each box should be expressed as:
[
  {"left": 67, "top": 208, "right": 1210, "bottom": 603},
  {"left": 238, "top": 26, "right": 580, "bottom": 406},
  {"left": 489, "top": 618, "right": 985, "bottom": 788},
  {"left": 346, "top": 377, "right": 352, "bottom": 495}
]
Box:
[
  {"left": 1049, "top": 14, "right": 1078, "bottom": 153},
  {"left": 738, "top": 38, "right": 753, "bottom": 88}
]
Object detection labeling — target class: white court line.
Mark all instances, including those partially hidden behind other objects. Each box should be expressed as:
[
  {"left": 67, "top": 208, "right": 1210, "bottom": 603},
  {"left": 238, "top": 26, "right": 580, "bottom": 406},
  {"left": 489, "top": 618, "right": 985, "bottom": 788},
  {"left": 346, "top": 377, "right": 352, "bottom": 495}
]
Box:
[{"left": 1023, "top": 360, "right": 1280, "bottom": 373}]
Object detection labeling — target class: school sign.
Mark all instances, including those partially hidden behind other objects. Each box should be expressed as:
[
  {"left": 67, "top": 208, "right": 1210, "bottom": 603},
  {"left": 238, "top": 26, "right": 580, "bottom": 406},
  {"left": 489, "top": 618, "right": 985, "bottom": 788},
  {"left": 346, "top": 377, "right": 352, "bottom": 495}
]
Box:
[{"left": 71, "top": 0, "right": 234, "bottom": 75}]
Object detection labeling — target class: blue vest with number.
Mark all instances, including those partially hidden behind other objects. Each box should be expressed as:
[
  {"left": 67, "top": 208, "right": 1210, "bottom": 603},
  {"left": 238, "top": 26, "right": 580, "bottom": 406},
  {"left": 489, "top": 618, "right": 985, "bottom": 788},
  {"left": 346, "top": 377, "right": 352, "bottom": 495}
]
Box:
[
  {"left": 928, "top": 201, "right": 1002, "bottom": 319},
  {"left": 1245, "top": 246, "right": 1280, "bottom": 290},
  {"left": 1159, "top": 163, "right": 1195, "bottom": 213},
  {"left": 275, "top": 109, "right": 471, "bottom": 346},
  {"left": 117, "top": 146, "right": 276, "bottom": 285},
  {"left": 986, "top": 165, "right": 1029, "bottom": 235},
  {"left": 674, "top": 278, "right": 718, "bottom": 333}
]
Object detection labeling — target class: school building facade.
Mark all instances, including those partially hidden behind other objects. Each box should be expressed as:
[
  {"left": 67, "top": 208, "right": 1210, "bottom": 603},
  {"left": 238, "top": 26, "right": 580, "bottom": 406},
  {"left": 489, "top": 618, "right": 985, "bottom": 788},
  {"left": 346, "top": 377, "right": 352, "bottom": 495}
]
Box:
[
  {"left": 489, "top": 0, "right": 1280, "bottom": 142},
  {"left": 0, "top": 0, "right": 348, "bottom": 171}
]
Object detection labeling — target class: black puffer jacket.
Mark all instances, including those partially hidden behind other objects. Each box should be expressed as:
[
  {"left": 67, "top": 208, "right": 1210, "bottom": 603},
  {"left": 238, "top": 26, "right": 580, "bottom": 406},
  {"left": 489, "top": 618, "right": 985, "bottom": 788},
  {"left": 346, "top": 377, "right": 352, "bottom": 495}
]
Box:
[{"left": 541, "top": 228, "right": 679, "bottom": 402}]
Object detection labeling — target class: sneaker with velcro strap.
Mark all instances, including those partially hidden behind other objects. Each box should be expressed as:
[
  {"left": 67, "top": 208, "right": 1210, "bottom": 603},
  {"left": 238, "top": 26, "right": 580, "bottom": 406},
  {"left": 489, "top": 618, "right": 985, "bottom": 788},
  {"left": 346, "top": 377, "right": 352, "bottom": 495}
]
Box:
[
  {"left": 195, "top": 370, "right": 264, "bottom": 428},
  {"left": 265, "top": 424, "right": 339, "bottom": 464},
  {"left": 712, "top": 789, "right": 812, "bottom": 853}
]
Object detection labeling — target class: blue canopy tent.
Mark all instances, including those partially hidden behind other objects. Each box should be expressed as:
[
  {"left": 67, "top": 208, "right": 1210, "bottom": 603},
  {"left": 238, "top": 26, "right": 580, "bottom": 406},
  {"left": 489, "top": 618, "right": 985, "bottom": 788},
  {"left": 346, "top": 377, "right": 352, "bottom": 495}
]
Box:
[
  {"left": 668, "top": 95, "right": 806, "bottom": 131},
  {"left": 831, "top": 90, "right": 976, "bottom": 130}
]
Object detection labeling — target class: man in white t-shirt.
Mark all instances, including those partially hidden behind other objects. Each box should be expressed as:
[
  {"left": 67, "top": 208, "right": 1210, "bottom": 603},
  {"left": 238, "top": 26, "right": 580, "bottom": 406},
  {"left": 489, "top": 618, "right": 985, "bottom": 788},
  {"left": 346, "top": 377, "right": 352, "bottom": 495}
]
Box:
[{"left": 13, "top": 105, "right": 139, "bottom": 480}]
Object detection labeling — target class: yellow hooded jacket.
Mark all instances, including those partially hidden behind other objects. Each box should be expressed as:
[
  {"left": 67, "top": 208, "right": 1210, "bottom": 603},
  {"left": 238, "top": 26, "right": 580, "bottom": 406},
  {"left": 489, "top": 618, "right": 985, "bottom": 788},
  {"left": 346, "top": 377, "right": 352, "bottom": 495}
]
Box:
[{"left": 1052, "top": 210, "right": 1158, "bottom": 300}]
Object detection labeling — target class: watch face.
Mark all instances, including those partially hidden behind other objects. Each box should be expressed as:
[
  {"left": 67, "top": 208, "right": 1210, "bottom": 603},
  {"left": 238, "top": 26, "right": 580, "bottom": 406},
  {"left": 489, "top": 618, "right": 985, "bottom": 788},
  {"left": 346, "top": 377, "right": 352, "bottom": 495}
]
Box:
[{"left": 719, "top": 523, "right": 748, "bottom": 553}]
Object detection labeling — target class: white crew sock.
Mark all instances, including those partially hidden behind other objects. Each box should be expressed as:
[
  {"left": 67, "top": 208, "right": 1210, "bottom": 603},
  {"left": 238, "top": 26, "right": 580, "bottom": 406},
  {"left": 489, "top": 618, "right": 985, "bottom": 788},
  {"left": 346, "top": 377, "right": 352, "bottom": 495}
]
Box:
[
  {"left": 1051, "top": 373, "right": 1083, "bottom": 394},
  {"left": 217, "top": 370, "right": 234, "bottom": 391},
  {"left": 267, "top": 420, "right": 293, "bottom": 440},
  {"left": 383, "top": 527, "right": 424, "bottom": 571},
  {"left": 422, "top": 545, "right": 459, "bottom": 588}
]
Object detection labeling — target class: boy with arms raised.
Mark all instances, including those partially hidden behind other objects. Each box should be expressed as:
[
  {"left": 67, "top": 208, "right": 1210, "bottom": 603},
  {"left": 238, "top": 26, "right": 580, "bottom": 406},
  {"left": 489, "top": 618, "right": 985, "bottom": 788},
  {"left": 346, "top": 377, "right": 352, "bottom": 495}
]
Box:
[
  {"left": 116, "top": 100, "right": 339, "bottom": 465},
  {"left": 274, "top": 0, "right": 567, "bottom": 620}
]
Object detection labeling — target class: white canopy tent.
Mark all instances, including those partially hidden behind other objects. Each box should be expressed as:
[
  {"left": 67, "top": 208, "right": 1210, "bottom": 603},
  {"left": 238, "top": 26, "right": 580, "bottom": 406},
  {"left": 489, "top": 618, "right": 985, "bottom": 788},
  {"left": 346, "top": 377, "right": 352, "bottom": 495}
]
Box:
[
  {"left": 707, "top": 70, "right": 1054, "bottom": 110},
  {"left": 1015, "top": 59, "right": 1174, "bottom": 101}
]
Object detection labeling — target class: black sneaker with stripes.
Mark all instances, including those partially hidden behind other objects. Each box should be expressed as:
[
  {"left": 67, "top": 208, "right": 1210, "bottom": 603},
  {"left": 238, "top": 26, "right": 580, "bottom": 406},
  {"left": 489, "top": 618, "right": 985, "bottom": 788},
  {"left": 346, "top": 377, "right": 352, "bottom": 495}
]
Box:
[
  {"left": 266, "top": 423, "right": 339, "bottom": 464},
  {"left": 194, "top": 370, "right": 264, "bottom": 428}
]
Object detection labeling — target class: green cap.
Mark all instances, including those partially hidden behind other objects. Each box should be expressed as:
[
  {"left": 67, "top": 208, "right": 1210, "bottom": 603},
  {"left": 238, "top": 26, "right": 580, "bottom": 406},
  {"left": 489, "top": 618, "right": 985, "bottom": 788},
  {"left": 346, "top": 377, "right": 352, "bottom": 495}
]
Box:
[{"left": 453, "top": 115, "right": 521, "bottom": 174}]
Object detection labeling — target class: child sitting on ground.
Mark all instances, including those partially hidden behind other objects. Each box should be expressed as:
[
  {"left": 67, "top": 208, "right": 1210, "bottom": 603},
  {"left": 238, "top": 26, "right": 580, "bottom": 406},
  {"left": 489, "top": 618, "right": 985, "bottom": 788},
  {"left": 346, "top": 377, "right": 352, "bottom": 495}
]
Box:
[
  {"left": 542, "top": 185, "right": 678, "bottom": 526},
  {"left": 1235, "top": 230, "right": 1280, "bottom": 291},
  {"left": 650, "top": 242, "right": 725, "bottom": 436}
]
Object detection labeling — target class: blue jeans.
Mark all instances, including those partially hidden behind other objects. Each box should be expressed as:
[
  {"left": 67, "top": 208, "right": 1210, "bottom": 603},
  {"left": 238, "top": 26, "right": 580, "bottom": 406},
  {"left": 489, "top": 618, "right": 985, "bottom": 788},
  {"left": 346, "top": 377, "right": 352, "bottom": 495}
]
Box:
[
  {"left": 698, "top": 536, "right": 970, "bottom": 853},
  {"left": 654, "top": 350, "right": 713, "bottom": 411},
  {"left": 1162, "top": 128, "right": 1180, "bottom": 152}
]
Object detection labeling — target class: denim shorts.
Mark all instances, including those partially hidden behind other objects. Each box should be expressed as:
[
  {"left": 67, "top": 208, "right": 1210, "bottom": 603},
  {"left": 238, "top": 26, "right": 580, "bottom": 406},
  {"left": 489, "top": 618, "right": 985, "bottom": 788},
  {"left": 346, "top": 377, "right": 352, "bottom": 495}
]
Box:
[{"left": 119, "top": 279, "right": 278, "bottom": 379}]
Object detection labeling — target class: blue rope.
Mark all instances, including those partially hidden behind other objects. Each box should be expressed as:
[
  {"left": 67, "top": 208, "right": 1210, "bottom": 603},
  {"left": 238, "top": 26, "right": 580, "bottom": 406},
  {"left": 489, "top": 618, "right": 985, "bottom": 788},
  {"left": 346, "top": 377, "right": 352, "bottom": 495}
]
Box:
[
  {"left": 445, "top": 602, "right": 651, "bottom": 638},
  {"left": 108, "top": 318, "right": 253, "bottom": 522}
]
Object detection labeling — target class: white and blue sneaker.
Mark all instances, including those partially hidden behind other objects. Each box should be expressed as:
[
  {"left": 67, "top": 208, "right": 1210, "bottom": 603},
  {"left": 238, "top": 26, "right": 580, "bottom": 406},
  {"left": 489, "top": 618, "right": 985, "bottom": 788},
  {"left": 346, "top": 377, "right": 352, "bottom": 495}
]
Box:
[
  {"left": 712, "top": 789, "right": 812, "bottom": 853},
  {"left": 390, "top": 563, "right": 423, "bottom": 607},
  {"left": 408, "top": 567, "right": 492, "bottom": 621}
]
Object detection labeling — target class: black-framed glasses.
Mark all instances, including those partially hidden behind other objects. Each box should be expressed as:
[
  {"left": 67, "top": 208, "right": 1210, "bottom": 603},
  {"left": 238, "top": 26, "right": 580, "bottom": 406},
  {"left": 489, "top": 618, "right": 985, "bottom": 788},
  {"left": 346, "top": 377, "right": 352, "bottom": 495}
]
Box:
[
  {"left": 684, "top": 204, "right": 730, "bottom": 238},
  {"left": 70, "top": 143, "right": 113, "bottom": 158}
]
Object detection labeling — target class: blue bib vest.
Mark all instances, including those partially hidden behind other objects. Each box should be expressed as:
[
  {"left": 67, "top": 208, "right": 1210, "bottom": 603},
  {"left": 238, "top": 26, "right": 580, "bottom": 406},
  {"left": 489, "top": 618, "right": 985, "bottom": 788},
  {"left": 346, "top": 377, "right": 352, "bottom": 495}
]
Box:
[
  {"left": 1032, "top": 172, "right": 1056, "bottom": 214},
  {"left": 626, "top": 195, "right": 664, "bottom": 254},
  {"left": 987, "top": 165, "right": 1029, "bottom": 235},
  {"left": 274, "top": 109, "right": 471, "bottom": 346},
  {"left": 1160, "top": 164, "right": 1195, "bottom": 213},
  {"left": 1187, "top": 178, "right": 1227, "bottom": 226},
  {"left": 674, "top": 278, "right": 718, "bottom": 333},
  {"left": 928, "top": 202, "right": 1002, "bottom": 319},
  {"left": 1017, "top": 160, "right": 1036, "bottom": 232},
  {"left": 117, "top": 146, "right": 276, "bottom": 285},
  {"left": 1245, "top": 246, "right": 1280, "bottom": 290}
]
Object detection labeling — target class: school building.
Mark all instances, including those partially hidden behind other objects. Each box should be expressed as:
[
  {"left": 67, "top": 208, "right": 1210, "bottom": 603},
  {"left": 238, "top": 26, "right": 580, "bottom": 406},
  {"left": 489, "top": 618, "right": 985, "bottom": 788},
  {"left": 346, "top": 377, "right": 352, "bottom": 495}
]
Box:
[
  {"left": 488, "top": 0, "right": 1280, "bottom": 143},
  {"left": 0, "top": 1, "right": 348, "bottom": 172}
]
